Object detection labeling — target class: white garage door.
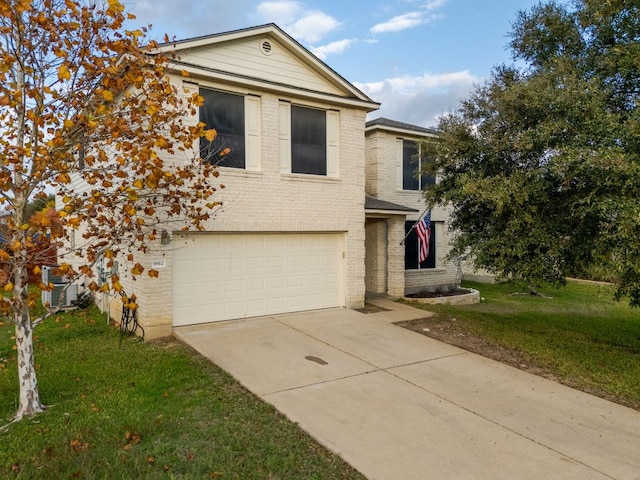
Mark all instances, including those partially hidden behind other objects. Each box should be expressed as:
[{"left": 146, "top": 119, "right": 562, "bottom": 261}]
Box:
[{"left": 172, "top": 233, "right": 345, "bottom": 326}]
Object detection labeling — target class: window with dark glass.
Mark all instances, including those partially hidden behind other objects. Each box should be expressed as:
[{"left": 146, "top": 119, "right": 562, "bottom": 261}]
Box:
[
  {"left": 291, "top": 105, "right": 326, "bottom": 175},
  {"left": 402, "top": 140, "right": 435, "bottom": 190},
  {"left": 199, "top": 88, "right": 245, "bottom": 168},
  {"left": 404, "top": 221, "right": 436, "bottom": 269}
]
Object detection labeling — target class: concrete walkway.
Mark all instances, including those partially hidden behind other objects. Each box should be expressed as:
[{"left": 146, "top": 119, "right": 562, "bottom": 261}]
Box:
[{"left": 174, "top": 298, "right": 640, "bottom": 480}]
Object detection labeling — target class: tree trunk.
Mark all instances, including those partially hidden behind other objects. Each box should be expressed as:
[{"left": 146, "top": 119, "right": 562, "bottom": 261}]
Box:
[
  {"left": 14, "top": 307, "right": 44, "bottom": 420},
  {"left": 13, "top": 265, "right": 45, "bottom": 420}
]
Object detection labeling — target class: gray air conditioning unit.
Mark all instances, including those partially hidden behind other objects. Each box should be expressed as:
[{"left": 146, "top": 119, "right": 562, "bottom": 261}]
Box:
[
  {"left": 42, "top": 283, "right": 78, "bottom": 309},
  {"left": 41, "top": 266, "right": 76, "bottom": 308}
]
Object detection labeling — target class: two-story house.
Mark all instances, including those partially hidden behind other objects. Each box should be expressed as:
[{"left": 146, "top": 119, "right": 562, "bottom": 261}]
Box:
[
  {"left": 88, "top": 24, "right": 380, "bottom": 338},
  {"left": 74, "top": 24, "right": 459, "bottom": 339}
]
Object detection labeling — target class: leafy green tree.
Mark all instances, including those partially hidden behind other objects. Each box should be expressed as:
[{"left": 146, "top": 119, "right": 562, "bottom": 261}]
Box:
[{"left": 424, "top": 0, "right": 640, "bottom": 301}]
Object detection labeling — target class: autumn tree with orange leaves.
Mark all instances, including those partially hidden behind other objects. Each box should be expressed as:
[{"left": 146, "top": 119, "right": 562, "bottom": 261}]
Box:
[{"left": 0, "top": 0, "right": 220, "bottom": 421}]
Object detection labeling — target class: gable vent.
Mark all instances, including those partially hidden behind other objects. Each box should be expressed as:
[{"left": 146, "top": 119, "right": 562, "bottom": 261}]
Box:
[{"left": 260, "top": 39, "right": 273, "bottom": 56}]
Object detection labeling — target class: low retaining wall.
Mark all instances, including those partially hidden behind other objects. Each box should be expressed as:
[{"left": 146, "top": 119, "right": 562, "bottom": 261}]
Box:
[{"left": 404, "top": 288, "right": 480, "bottom": 306}]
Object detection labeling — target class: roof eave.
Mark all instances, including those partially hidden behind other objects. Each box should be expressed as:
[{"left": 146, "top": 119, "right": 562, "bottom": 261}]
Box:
[
  {"left": 365, "top": 124, "right": 438, "bottom": 138},
  {"left": 365, "top": 208, "right": 417, "bottom": 216},
  {"left": 158, "top": 23, "right": 378, "bottom": 108},
  {"left": 172, "top": 62, "right": 380, "bottom": 111}
]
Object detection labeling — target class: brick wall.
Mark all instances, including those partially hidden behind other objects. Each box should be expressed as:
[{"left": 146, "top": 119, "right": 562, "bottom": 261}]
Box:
[
  {"left": 364, "top": 128, "right": 460, "bottom": 295},
  {"left": 123, "top": 79, "right": 367, "bottom": 337},
  {"left": 386, "top": 216, "right": 407, "bottom": 297},
  {"left": 365, "top": 219, "right": 386, "bottom": 293}
]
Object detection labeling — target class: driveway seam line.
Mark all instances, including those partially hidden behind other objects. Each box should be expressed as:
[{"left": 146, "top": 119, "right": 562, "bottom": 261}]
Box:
[
  {"left": 261, "top": 353, "right": 469, "bottom": 397},
  {"left": 273, "top": 317, "right": 383, "bottom": 369},
  {"left": 275, "top": 316, "right": 470, "bottom": 370},
  {"left": 262, "top": 369, "right": 380, "bottom": 397}
]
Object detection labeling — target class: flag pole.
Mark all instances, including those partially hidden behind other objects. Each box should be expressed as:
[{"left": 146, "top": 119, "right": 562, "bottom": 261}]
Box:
[{"left": 400, "top": 205, "right": 431, "bottom": 245}]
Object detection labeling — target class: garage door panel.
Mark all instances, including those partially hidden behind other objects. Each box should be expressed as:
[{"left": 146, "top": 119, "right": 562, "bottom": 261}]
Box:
[
  {"left": 268, "top": 276, "right": 286, "bottom": 289},
  {"left": 306, "top": 255, "right": 323, "bottom": 267},
  {"left": 287, "top": 256, "right": 304, "bottom": 268},
  {"left": 306, "top": 292, "right": 323, "bottom": 305},
  {"left": 287, "top": 295, "right": 304, "bottom": 309},
  {"left": 202, "top": 257, "right": 223, "bottom": 271},
  {"left": 286, "top": 236, "right": 303, "bottom": 248},
  {"left": 287, "top": 275, "right": 304, "bottom": 287},
  {"left": 268, "top": 256, "right": 285, "bottom": 269},
  {"left": 246, "top": 235, "right": 265, "bottom": 248},
  {"left": 267, "top": 235, "right": 286, "bottom": 247},
  {"left": 223, "top": 301, "right": 244, "bottom": 317},
  {"left": 173, "top": 233, "right": 344, "bottom": 326},
  {"left": 247, "top": 256, "right": 266, "bottom": 269},
  {"left": 226, "top": 279, "right": 244, "bottom": 295},
  {"left": 247, "top": 278, "right": 265, "bottom": 290},
  {"left": 246, "top": 297, "right": 266, "bottom": 312},
  {"left": 178, "top": 257, "right": 203, "bottom": 275},
  {"left": 229, "top": 257, "right": 246, "bottom": 273},
  {"left": 267, "top": 297, "right": 286, "bottom": 310}
]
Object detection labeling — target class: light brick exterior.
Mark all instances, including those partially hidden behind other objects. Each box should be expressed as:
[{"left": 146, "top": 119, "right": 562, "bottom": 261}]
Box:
[
  {"left": 76, "top": 26, "right": 377, "bottom": 339},
  {"left": 365, "top": 219, "right": 386, "bottom": 293},
  {"left": 365, "top": 124, "right": 461, "bottom": 296}
]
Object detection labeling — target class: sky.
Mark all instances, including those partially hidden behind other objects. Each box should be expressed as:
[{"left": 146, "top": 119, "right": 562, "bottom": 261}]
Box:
[{"left": 124, "top": 0, "right": 542, "bottom": 128}]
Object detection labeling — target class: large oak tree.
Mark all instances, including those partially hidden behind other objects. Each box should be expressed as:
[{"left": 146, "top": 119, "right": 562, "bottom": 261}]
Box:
[
  {"left": 1, "top": 0, "right": 220, "bottom": 421},
  {"left": 425, "top": 0, "right": 640, "bottom": 301}
]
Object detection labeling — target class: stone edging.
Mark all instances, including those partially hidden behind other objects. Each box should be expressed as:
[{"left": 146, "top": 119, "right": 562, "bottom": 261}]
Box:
[{"left": 404, "top": 288, "right": 480, "bottom": 306}]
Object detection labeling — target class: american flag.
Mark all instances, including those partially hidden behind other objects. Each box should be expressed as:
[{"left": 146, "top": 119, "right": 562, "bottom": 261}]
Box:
[{"left": 416, "top": 210, "right": 431, "bottom": 263}]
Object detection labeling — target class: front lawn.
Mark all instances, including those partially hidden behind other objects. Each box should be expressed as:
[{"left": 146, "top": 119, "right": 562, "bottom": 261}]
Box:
[
  {"left": 400, "top": 280, "right": 640, "bottom": 410},
  {"left": 0, "top": 307, "right": 364, "bottom": 479}
]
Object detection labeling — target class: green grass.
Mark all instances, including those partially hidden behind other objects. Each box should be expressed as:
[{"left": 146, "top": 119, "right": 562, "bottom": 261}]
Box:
[
  {"left": 0, "top": 307, "right": 365, "bottom": 479},
  {"left": 404, "top": 280, "right": 640, "bottom": 409}
]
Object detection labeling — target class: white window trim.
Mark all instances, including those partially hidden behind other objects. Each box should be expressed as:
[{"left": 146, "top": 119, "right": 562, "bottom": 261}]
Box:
[
  {"left": 244, "top": 95, "right": 261, "bottom": 171},
  {"left": 279, "top": 102, "right": 291, "bottom": 174}
]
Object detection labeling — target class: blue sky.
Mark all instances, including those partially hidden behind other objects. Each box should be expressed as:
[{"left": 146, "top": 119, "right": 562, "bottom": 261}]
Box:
[{"left": 125, "top": 0, "right": 541, "bottom": 127}]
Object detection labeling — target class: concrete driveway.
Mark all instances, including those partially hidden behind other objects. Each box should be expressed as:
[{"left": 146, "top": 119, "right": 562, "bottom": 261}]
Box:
[{"left": 174, "top": 298, "right": 640, "bottom": 480}]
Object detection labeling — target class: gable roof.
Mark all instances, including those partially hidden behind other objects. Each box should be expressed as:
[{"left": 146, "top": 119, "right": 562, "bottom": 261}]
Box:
[
  {"left": 158, "top": 24, "right": 380, "bottom": 112},
  {"left": 366, "top": 117, "right": 438, "bottom": 137}
]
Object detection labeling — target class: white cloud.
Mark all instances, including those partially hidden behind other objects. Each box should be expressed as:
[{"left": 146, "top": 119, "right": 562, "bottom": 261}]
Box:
[
  {"left": 355, "top": 70, "right": 478, "bottom": 126},
  {"left": 312, "top": 39, "right": 356, "bottom": 60},
  {"left": 286, "top": 12, "right": 341, "bottom": 43},
  {"left": 253, "top": 1, "right": 341, "bottom": 44},
  {"left": 370, "top": 11, "right": 424, "bottom": 34},
  {"left": 369, "top": 0, "right": 447, "bottom": 35},
  {"left": 424, "top": 0, "right": 447, "bottom": 10},
  {"left": 254, "top": 1, "right": 304, "bottom": 25}
]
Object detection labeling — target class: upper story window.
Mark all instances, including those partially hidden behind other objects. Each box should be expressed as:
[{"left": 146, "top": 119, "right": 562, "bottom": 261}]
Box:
[
  {"left": 291, "top": 105, "right": 327, "bottom": 175},
  {"left": 200, "top": 88, "right": 245, "bottom": 168},
  {"left": 279, "top": 102, "right": 339, "bottom": 177},
  {"left": 199, "top": 87, "right": 261, "bottom": 171},
  {"left": 401, "top": 139, "right": 435, "bottom": 191}
]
